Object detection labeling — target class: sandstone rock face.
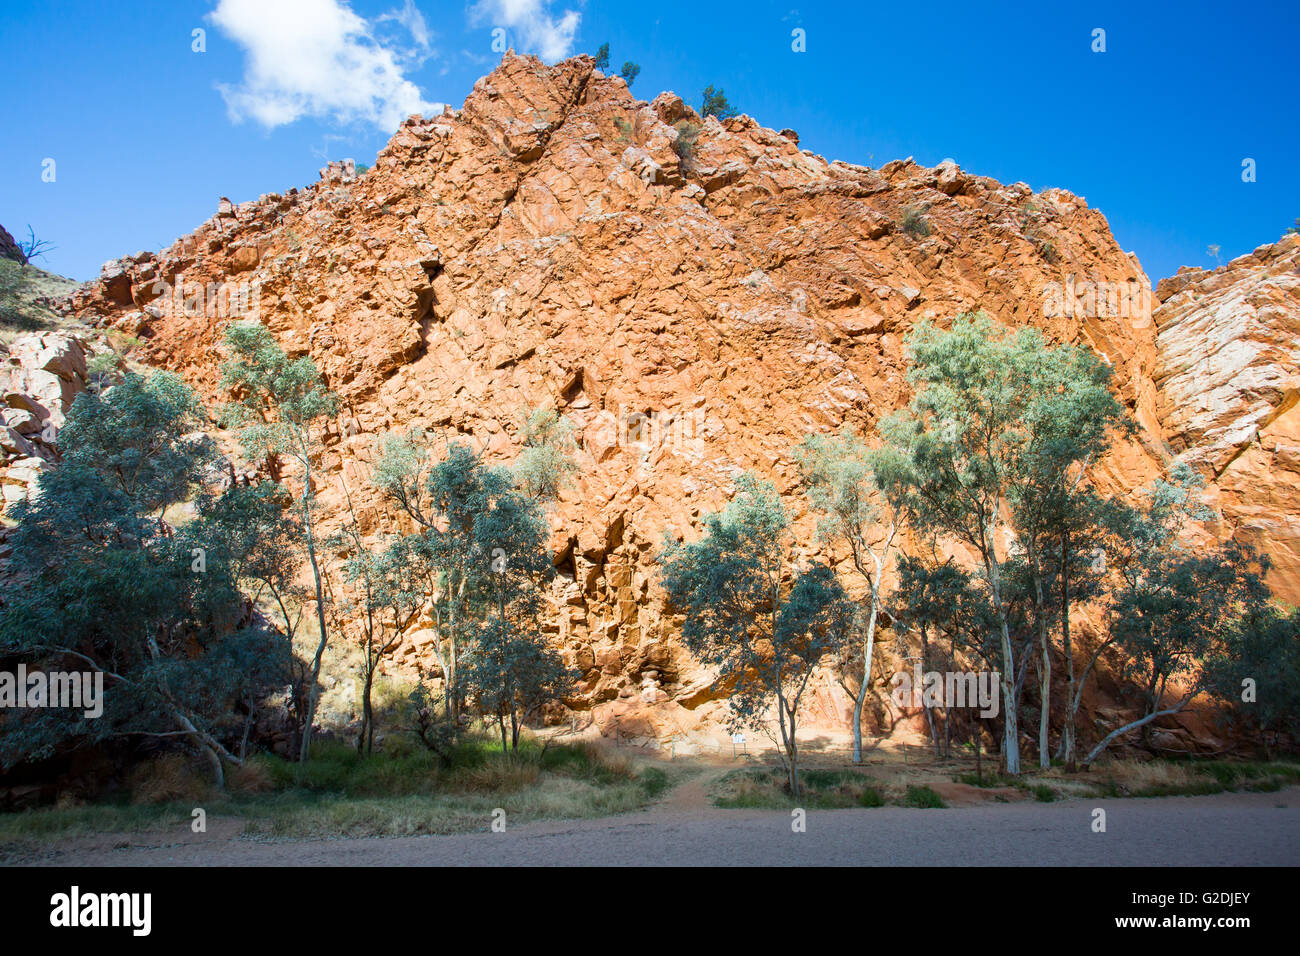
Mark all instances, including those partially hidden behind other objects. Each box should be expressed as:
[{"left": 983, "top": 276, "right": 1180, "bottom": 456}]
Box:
[
  {"left": 61, "top": 52, "right": 1288, "bottom": 742},
  {"left": 0, "top": 224, "right": 24, "bottom": 265},
  {"left": 1154, "top": 234, "right": 1300, "bottom": 602},
  {"left": 0, "top": 332, "right": 100, "bottom": 525}
]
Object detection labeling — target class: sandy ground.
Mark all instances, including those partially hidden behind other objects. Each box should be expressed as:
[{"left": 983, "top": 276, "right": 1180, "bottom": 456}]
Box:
[{"left": 14, "top": 778, "right": 1299, "bottom": 868}]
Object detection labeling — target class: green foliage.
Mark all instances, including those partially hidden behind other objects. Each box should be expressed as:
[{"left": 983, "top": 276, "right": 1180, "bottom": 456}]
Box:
[
  {"left": 219, "top": 321, "right": 339, "bottom": 474},
  {"left": 334, "top": 526, "right": 426, "bottom": 755},
  {"left": 593, "top": 42, "right": 610, "bottom": 70},
  {"left": 1205, "top": 604, "right": 1300, "bottom": 748},
  {"left": 713, "top": 766, "right": 884, "bottom": 809},
  {"left": 620, "top": 61, "right": 640, "bottom": 86},
  {"left": 0, "top": 371, "right": 278, "bottom": 775},
  {"left": 883, "top": 311, "right": 1137, "bottom": 773},
  {"left": 219, "top": 321, "right": 338, "bottom": 762},
  {"left": 1110, "top": 540, "right": 1271, "bottom": 718},
  {"left": 796, "top": 429, "right": 912, "bottom": 758},
  {"left": 514, "top": 406, "right": 578, "bottom": 503},
  {"left": 60, "top": 370, "right": 212, "bottom": 514},
  {"left": 660, "top": 473, "right": 853, "bottom": 793},
  {"left": 461, "top": 484, "right": 573, "bottom": 748},
  {"left": 900, "top": 204, "right": 930, "bottom": 239},
  {"left": 901, "top": 784, "right": 947, "bottom": 808},
  {"left": 672, "top": 119, "right": 700, "bottom": 172},
  {"left": 86, "top": 352, "right": 124, "bottom": 390},
  {"left": 895, "top": 555, "right": 1002, "bottom": 666},
  {"left": 887, "top": 313, "right": 1053, "bottom": 553},
  {"left": 373, "top": 436, "right": 572, "bottom": 745},
  {"left": 700, "top": 84, "right": 737, "bottom": 120},
  {"left": 0, "top": 259, "right": 51, "bottom": 336},
  {"left": 796, "top": 429, "right": 911, "bottom": 573}
]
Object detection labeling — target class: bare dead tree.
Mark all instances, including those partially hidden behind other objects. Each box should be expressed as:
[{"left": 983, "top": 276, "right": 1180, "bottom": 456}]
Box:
[{"left": 16, "top": 225, "right": 55, "bottom": 268}]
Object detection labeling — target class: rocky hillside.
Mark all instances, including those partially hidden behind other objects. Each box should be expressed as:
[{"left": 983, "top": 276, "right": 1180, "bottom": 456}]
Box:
[
  {"left": 50, "top": 53, "right": 1294, "bottom": 743},
  {"left": 1152, "top": 234, "right": 1300, "bottom": 602},
  {"left": 0, "top": 332, "right": 105, "bottom": 561}
]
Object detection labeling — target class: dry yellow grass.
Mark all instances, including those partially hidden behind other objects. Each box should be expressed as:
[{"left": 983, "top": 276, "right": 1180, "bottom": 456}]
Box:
[{"left": 128, "top": 754, "right": 214, "bottom": 805}]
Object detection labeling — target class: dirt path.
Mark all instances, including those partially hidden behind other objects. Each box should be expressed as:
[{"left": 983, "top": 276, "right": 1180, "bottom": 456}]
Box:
[{"left": 15, "top": 786, "right": 1298, "bottom": 867}]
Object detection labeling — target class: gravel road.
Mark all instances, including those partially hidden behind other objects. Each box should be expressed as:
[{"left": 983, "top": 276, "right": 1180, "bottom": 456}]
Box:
[{"left": 22, "top": 787, "right": 1299, "bottom": 867}]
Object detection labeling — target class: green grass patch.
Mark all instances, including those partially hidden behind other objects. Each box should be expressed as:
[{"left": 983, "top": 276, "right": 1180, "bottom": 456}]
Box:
[
  {"left": 901, "top": 785, "right": 947, "bottom": 808},
  {"left": 713, "top": 766, "right": 885, "bottom": 810}
]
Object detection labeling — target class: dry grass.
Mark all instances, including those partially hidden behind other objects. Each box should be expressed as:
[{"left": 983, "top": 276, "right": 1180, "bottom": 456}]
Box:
[
  {"left": 454, "top": 756, "right": 541, "bottom": 793},
  {"left": 0, "top": 259, "right": 81, "bottom": 345},
  {"left": 1103, "top": 761, "right": 1211, "bottom": 796},
  {"left": 228, "top": 759, "right": 276, "bottom": 795},
  {"left": 0, "top": 738, "right": 675, "bottom": 845},
  {"left": 127, "top": 754, "right": 215, "bottom": 806}
]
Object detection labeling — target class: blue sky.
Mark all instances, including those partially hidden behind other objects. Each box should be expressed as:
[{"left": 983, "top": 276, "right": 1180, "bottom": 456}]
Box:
[{"left": 2, "top": 0, "right": 1296, "bottom": 282}]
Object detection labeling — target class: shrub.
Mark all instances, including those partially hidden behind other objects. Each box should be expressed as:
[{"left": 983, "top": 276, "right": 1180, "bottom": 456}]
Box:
[
  {"left": 901, "top": 784, "right": 946, "bottom": 808},
  {"left": 858, "top": 786, "right": 885, "bottom": 808},
  {"left": 900, "top": 205, "right": 931, "bottom": 239},
  {"left": 673, "top": 120, "right": 700, "bottom": 172}
]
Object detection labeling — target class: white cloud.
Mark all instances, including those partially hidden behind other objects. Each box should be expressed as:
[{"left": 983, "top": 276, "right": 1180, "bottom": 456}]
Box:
[
  {"left": 210, "top": 0, "right": 440, "bottom": 132},
  {"left": 469, "top": 0, "right": 581, "bottom": 62},
  {"left": 377, "top": 0, "right": 433, "bottom": 60}
]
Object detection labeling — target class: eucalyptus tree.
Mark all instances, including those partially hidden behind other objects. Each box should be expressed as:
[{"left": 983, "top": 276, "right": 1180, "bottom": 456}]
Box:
[
  {"left": 661, "top": 474, "right": 853, "bottom": 796},
  {"left": 883, "top": 312, "right": 1062, "bottom": 774},
  {"left": 220, "top": 321, "right": 339, "bottom": 761},
  {"left": 195, "top": 482, "right": 308, "bottom": 756},
  {"left": 1060, "top": 465, "right": 1212, "bottom": 766},
  {"left": 894, "top": 554, "right": 993, "bottom": 757},
  {"left": 796, "top": 430, "right": 911, "bottom": 764},
  {"left": 461, "top": 488, "right": 570, "bottom": 750},
  {"left": 1082, "top": 540, "right": 1270, "bottom": 767},
  {"left": 372, "top": 435, "right": 516, "bottom": 729},
  {"left": 1205, "top": 603, "right": 1300, "bottom": 759},
  {"left": 1005, "top": 339, "right": 1128, "bottom": 768},
  {"left": 334, "top": 529, "right": 425, "bottom": 755},
  {"left": 0, "top": 372, "right": 267, "bottom": 786}
]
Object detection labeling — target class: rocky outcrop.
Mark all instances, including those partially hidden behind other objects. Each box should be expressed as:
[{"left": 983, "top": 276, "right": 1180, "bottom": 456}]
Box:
[
  {"left": 56, "top": 52, "right": 1291, "bottom": 745},
  {"left": 1154, "top": 234, "right": 1300, "bottom": 601},
  {"left": 0, "top": 225, "right": 24, "bottom": 265},
  {"left": 0, "top": 332, "right": 103, "bottom": 550}
]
